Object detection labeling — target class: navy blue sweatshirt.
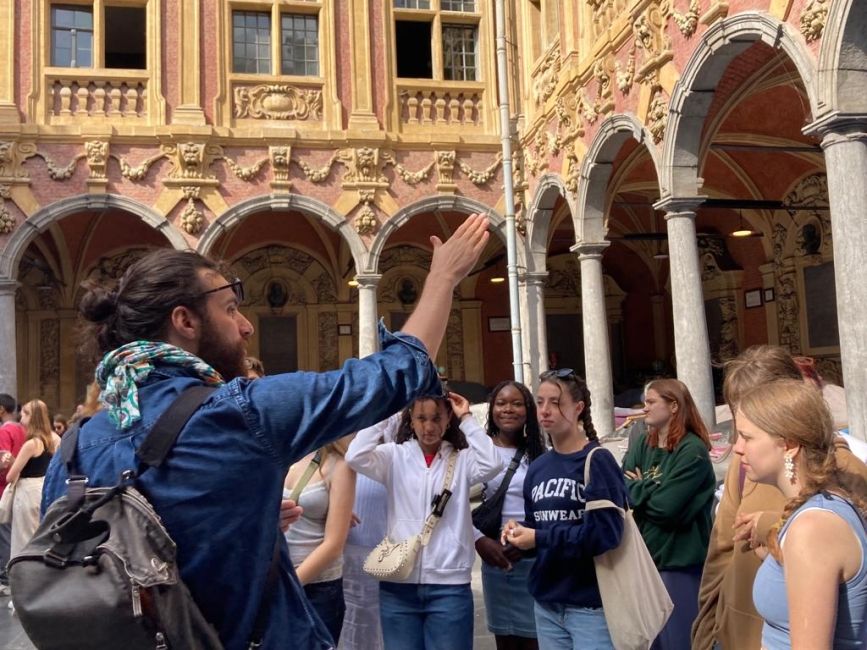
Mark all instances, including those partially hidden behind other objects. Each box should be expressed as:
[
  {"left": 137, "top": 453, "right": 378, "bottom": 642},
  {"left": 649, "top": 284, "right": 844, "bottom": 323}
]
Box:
[{"left": 522, "top": 441, "right": 628, "bottom": 608}]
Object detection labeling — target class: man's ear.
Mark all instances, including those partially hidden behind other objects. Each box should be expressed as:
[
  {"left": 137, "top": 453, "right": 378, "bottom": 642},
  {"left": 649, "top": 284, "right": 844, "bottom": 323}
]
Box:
[{"left": 167, "top": 305, "right": 202, "bottom": 346}]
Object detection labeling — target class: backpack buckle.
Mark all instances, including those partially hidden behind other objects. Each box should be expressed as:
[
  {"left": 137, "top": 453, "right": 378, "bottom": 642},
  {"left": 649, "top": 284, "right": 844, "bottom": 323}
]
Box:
[{"left": 43, "top": 548, "right": 70, "bottom": 569}]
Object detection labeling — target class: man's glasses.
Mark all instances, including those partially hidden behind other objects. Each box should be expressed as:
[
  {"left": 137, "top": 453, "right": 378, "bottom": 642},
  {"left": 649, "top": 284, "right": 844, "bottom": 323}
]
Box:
[
  {"left": 540, "top": 368, "right": 577, "bottom": 381},
  {"left": 197, "top": 278, "right": 245, "bottom": 303}
]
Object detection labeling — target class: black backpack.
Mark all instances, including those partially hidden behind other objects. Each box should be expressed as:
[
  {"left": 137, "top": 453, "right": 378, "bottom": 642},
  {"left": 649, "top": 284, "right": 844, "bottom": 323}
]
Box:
[{"left": 8, "top": 386, "right": 278, "bottom": 650}]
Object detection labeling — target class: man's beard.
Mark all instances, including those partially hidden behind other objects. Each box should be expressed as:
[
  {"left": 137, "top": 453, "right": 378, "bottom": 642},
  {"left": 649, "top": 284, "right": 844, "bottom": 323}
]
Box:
[{"left": 198, "top": 315, "right": 247, "bottom": 381}]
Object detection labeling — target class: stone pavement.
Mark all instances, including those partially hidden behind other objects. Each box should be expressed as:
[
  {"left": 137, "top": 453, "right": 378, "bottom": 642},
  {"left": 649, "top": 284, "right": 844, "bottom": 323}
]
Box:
[
  {"left": 0, "top": 595, "right": 34, "bottom": 650},
  {"left": 0, "top": 556, "right": 498, "bottom": 650}
]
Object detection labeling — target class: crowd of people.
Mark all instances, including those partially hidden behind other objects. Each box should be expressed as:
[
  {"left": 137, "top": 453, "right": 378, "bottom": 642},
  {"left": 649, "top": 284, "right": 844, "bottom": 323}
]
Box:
[{"left": 0, "top": 213, "right": 862, "bottom": 650}]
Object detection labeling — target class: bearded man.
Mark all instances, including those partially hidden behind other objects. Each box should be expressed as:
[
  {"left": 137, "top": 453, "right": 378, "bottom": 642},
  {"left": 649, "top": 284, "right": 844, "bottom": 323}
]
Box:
[{"left": 41, "top": 215, "right": 490, "bottom": 650}]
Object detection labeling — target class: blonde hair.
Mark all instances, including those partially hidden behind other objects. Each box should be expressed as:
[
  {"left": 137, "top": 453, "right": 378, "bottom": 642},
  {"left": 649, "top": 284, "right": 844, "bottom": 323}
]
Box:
[
  {"left": 738, "top": 379, "right": 866, "bottom": 562},
  {"left": 723, "top": 345, "right": 801, "bottom": 409},
  {"left": 23, "top": 399, "right": 55, "bottom": 453}
]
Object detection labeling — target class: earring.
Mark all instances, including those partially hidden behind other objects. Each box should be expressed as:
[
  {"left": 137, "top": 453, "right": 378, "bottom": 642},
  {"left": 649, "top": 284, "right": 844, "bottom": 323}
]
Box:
[{"left": 784, "top": 455, "right": 795, "bottom": 483}]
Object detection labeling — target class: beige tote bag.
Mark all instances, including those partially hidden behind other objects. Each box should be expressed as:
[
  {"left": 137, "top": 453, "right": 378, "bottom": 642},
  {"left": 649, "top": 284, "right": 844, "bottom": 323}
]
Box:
[{"left": 584, "top": 446, "right": 674, "bottom": 650}]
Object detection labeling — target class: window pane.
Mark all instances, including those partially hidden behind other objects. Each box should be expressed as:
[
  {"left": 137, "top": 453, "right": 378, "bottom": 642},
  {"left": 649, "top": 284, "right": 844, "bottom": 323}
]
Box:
[
  {"left": 443, "top": 25, "right": 477, "bottom": 81},
  {"left": 281, "top": 13, "right": 318, "bottom": 76},
  {"left": 51, "top": 5, "right": 93, "bottom": 67},
  {"left": 393, "top": 0, "right": 431, "bottom": 7},
  {"left": 442, "top": 0, "right": 475, "bottom": 10},
  {"left": 233, "top": 11, "right": 271, "bottom": 73},
  {"left": 395, "top": 20, "right": 432, "bottom": 78},
  {"left": 105, "top": 5, "right": 146, "bottom": 69}
]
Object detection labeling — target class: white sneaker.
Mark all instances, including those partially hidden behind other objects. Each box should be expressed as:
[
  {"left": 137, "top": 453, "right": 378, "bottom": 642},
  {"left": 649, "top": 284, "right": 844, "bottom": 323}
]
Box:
[
  {"left": 7, "top": 599, "right": 13, "bottom": 611},
  {"left": 0, "top": 585, "right": 10, "bottom": 597}
]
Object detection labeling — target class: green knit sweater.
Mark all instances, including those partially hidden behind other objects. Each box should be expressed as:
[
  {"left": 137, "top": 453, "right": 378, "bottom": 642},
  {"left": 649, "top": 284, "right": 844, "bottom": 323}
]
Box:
[{"left": 622, "top": 431, "right": 716, "bottom": 570}]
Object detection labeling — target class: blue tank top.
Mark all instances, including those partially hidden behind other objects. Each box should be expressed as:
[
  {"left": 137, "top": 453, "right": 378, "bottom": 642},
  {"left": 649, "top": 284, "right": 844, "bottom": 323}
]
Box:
[{"left": 753, "top": 493, "right": 867, "bottom": 649}]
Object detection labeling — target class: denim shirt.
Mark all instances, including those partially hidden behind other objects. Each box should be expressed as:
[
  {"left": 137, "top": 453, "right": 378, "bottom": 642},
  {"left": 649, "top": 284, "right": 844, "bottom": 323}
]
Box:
[{"left": 42, "top": 325, "right": 440, "bottom": 650}]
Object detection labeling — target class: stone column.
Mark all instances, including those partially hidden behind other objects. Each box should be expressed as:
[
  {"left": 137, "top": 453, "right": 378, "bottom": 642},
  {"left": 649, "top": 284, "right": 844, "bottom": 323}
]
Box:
[
  {"left": 573, "top": 242, "right": 614, "bottom": 439},
  {"left": 808, "top": 114, "right": 867, "bottom": 442},
  {"left": 654, "top": 197, "right": 716, "bottom": 429},
  {"left": 356, "top": 274, "right": 381, "bottom": 358},
  {"left": 650, "top": 293, "right": 668, "bottom": 362},
  {"left": 519, "top": 272, "right": 549, "bottom": 390},
  {"left": 346, "top": 0, "right": 379, "bottom": 131},
  {"left": 0, "top": 0, "right": 18, "bottom": 124},
  {"left": 0, "top": 280, "right": 17, "bottom": 398},
  {"left": 173, "top": 0, "right": 205, "bottom": 124}
]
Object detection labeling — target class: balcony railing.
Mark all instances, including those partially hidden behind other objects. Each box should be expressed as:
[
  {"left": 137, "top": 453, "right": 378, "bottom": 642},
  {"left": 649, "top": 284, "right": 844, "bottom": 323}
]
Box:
[
  {"left": 395, "top": 80, "right": 489, "bottom": 134},
  {"left": 44, "top": 71, "right": 151, "bottom": 124}
]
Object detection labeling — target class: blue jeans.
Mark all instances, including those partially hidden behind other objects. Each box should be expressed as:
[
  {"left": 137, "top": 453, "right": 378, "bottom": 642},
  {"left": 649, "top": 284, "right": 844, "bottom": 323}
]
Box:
[
  {"left": 533, "top": 602, "right": 614, "bottom": 650},
  {"left": 379, "top": 582, "right": 473, "bottom": 650},
  {"left": 304, "top": 578, "right": 345, "bottom": 646}
]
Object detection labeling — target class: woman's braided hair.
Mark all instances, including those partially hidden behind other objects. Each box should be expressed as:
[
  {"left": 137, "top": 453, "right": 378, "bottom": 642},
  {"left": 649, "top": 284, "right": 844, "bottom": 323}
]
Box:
[
  {"left": 539, "top": 370, "right": 597, "bottom": 441},
  {"left": 395, "top": 397, "right": 468, "bottom": 450},
  {"left": 738, "top": 379, "right": 867, "bottom": 563}
]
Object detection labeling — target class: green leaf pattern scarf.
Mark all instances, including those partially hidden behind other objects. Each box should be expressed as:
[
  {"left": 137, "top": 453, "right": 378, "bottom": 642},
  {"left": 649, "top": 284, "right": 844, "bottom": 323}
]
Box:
[{"left": 96, "top": 341, "right": 225, "bottom": 430}]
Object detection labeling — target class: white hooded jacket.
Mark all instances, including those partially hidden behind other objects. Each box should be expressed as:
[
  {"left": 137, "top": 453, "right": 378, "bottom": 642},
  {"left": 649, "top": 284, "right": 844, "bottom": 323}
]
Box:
[{"left": 346, "top": 412, "right": 503, "bottom": 585}]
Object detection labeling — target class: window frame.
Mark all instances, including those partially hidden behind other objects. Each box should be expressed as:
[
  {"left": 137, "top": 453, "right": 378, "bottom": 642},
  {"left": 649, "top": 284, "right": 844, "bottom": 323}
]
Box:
[
  {"left": 50, "top": 4, "right": 94, "bottom": 68},
  {"left": 229, "top": 1, "right": 322, "bottom": 79},
  {"left": 47, "top": 0, "right": 149, "bottom": 71},
  {"left": 391, "top": 0, "right": 481, "bottom": 82}
]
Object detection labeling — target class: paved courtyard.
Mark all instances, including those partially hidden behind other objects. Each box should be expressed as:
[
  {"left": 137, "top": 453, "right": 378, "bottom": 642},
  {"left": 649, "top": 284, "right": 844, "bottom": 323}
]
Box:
[{"left": 0, "top": 554, "right": 497, "bottom": 650}]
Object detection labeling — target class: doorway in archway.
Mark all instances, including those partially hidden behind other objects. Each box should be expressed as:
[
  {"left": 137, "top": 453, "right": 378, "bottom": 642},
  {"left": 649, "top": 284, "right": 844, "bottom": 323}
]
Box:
[{"left": 259, "top": 316, "right": 299, "bottom": 374}]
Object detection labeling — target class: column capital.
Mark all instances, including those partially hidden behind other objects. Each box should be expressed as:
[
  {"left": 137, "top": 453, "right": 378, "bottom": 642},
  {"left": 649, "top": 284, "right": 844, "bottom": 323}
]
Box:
[
  {"left": 0, "top": 279, "right": 18, "bottom": 296},
  {"left": 654, "top": 196, "right": 706, "bottom": 217},
  {"left": 354, "top": 273, "right": 382, "bottom": 288},
  {"left": 804, "top": 112, "right": 867, "bottom": 145},
  {"left": 570, "top": 241, "right": 610, "bottom": 261}
]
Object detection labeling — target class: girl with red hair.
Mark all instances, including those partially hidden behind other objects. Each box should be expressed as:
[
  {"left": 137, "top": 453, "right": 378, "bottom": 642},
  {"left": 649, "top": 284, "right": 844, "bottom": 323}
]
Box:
[{"left": 622, "top": 378, "right": 716, "bottom": 650}]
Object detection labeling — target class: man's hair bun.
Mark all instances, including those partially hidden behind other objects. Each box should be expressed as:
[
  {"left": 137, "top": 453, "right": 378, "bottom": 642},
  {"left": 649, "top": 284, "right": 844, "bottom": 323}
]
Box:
[{"left": 79, "top": 283, "right": 118, "bottom": 323}]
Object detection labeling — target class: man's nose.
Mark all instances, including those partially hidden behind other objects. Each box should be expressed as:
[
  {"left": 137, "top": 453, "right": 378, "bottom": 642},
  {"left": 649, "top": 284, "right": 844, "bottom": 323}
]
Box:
[{"left": 239, "top": 313, "right": 254, "bottom": 339}]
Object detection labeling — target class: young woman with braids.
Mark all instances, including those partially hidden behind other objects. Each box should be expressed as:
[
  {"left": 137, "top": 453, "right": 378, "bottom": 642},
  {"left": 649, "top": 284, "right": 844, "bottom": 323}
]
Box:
[
  {"left": 737, "top": 379, "right": 867, "bottom": 649},
  {"left": 473, "top": 381, "right": 546, "bottom": 650},
  {"left": 621, "top": 378, "right": 715, "bottom": 650},
  {"left": 692, "top": 346, "right": 867, "bottom": 650},
  {"left": 346, "top": 392, "right": 502, "bottom": 650},
  {"left": 502, "top": 370, "right": 628, "bottom": 650}
]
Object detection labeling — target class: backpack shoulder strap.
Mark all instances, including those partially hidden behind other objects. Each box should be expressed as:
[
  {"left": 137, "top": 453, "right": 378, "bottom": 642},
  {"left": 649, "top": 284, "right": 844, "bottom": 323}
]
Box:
[{"left": 136, "top": 385, "right": 218, "bottom": 470}]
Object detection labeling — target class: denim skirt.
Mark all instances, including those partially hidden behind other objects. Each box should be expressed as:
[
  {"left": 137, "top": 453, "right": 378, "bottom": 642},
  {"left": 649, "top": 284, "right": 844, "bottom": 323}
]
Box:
[{"left": 481, "top": 557, "right": 538, "bottom": 638}]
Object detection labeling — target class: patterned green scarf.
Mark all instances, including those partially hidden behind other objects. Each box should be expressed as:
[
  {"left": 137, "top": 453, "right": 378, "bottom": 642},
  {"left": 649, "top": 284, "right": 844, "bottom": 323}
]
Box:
[{"left": 96, "top": 341, "right": 224, "bottom": 430}]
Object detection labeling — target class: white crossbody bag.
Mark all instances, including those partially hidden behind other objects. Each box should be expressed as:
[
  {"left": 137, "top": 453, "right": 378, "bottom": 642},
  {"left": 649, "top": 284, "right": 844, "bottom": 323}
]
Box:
[{"left": 363, "top": 450, "right": 458, "bottom": 581}]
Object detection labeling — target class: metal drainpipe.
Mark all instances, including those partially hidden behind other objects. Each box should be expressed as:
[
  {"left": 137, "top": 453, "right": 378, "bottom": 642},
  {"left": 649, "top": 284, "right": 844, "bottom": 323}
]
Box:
[{"left": 494, "top": 0, "right": 525, "bottom": 384}]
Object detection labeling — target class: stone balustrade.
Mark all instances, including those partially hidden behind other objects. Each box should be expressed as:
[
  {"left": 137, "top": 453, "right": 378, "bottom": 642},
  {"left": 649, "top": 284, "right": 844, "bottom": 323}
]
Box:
[
  {"left": 397, "top": 81, "right": 486, "bottom": 131},
  {"left": 46, "top": 74, "right": 148, "bottom": 123}
]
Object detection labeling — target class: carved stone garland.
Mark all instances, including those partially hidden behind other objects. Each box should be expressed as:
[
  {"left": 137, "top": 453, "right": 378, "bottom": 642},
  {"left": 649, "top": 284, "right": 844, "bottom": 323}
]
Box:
[{"left": 0, "top": 184, "right": 14, "bottom": 234}]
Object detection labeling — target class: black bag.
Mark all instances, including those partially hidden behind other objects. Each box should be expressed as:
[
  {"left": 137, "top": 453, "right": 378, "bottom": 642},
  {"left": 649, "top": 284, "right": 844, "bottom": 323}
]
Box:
[
  {"left": 8, "top": 386, "right": 278, "bottom": 650},
  {"left": 471, "top": 447, "right": 525, "bottom": 539}
]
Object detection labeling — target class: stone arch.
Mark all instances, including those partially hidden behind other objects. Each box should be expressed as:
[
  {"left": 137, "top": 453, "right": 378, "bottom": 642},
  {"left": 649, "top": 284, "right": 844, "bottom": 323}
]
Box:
[
  {"left": 527, "top": 173, "right": 571, "bottom": 271},
  {"left": 816, "top": 0, "right": 867, "bottom": 114},
  {"left": 0, "top": 194, "right": 188, "bottom": 280},
  {"left": 661, "top": 12, "right": 819, "bottom": 197},
  {"left": 366, "top": 195, "right": 517, "bottom": 273},
  {"left": 576, "top": 113, "right": 662, "bottom": 244},
  {"left": 196, "top": 194, "right": 367, "bottom": 271}
]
